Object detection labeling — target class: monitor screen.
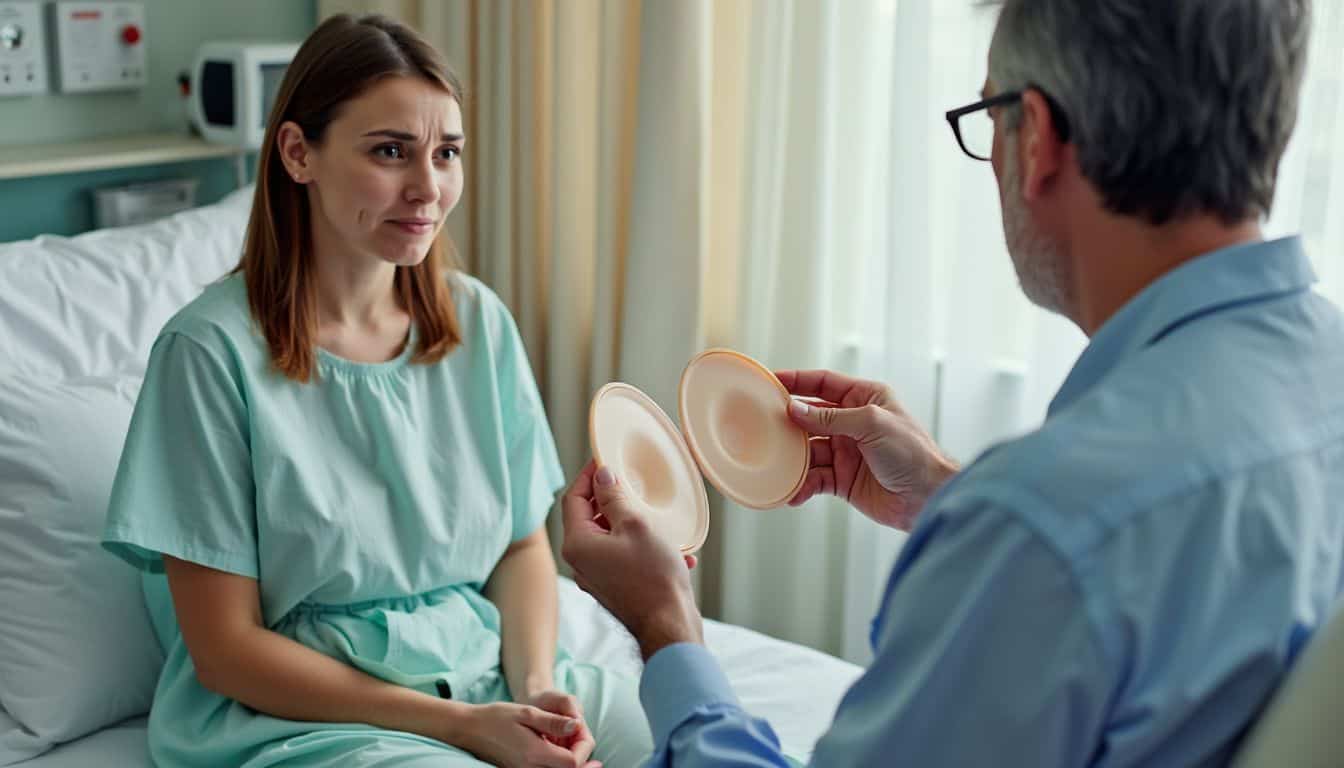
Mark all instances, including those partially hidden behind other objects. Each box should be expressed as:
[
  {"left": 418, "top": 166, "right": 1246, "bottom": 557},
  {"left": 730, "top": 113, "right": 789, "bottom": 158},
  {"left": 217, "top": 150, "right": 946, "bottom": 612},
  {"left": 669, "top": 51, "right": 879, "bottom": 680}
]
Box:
[{"left": 259, "top": 63, "right": 288, "bottom": 128}]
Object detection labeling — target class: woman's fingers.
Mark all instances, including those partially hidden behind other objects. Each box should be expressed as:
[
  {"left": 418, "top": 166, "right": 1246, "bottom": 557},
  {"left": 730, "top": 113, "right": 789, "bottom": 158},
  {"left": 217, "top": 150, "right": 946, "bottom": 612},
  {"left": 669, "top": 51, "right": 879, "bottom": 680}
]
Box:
[
  {"left": 569, "top": 721, "right": 597, "bottom": 766},
  {"left": 521, "top": 707, "right": 581, "bottom": 740}
]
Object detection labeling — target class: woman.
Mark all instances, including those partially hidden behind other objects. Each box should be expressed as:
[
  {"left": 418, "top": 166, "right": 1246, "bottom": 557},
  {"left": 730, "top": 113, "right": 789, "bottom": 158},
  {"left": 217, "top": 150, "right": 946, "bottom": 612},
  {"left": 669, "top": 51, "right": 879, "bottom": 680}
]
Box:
[{"left": 103, "top": 14, "right": 651, "bottom": 768}]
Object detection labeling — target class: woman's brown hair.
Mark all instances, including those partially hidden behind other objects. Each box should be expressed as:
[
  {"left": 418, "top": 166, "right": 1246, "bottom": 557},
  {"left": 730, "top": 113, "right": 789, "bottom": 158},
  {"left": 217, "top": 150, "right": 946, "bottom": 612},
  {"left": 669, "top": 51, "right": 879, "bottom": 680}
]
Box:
[{"left": 236, "top": 13, "right": 465, "bottom": 382}]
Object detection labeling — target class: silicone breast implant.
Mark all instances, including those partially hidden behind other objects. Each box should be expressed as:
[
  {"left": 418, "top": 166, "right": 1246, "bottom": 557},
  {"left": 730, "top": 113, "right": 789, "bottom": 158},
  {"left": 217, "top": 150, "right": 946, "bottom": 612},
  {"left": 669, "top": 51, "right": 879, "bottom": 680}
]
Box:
[
  {"left": 713, "top": 389, "right": 770, "bottom": 467},
  {"left": 589, "top": 384, "right": 710, "bottom": 553},
  {"left": 621, "top": 430, "right": 677, "bottom": 506},
  {"left": 679, "top": 350, "right": 809, "bottom": 510}
]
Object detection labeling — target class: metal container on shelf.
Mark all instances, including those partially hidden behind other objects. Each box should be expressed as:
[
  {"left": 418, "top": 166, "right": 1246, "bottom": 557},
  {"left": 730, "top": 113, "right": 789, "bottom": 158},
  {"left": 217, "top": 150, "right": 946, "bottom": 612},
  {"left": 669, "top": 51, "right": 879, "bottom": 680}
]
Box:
[{"left": 92, "top": 177, "right": 199, "bottom": 228}]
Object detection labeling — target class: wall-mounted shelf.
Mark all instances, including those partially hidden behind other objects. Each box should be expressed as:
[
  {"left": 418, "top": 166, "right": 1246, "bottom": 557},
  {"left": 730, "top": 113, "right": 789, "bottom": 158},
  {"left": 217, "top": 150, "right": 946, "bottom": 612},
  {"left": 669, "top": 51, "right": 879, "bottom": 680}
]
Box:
[{"left": 0, "top": 132, "right": 245, "bottom": 181}]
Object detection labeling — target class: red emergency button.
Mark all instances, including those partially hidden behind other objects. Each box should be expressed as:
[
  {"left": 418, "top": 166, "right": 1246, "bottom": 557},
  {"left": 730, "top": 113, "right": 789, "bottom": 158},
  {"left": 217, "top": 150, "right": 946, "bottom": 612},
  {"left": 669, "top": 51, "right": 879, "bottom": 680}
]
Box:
[{"left": 121, "top": 25, "right": 141, "bottom": 45}]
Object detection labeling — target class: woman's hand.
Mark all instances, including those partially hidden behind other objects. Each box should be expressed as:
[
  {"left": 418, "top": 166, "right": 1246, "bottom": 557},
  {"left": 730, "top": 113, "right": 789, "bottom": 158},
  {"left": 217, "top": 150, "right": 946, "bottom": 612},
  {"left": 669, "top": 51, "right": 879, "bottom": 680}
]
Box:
[
  {"left": 524, "top": 690, "right": 598, "bottom": 767},
  {"left": 456, "top": 702, "right": 599, "bottom": 768},
  {"left": 776, "top": 369, "right": 959, "bottom": 531}
]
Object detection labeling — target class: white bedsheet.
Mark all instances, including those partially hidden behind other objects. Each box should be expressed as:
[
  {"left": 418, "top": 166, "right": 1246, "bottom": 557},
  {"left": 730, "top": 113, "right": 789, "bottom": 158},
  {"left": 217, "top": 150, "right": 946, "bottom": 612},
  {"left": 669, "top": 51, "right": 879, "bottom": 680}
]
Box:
[{"left": 16, "top": 579, "right": 862, "bottom": 766}]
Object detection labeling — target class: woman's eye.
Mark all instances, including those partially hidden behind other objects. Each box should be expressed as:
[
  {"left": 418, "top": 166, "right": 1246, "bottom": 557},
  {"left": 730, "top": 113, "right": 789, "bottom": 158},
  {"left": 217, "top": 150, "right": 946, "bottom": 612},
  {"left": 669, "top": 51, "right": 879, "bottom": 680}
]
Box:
[
  {"left": 374, "top": 144, "right": 404, "bottom": 160},
  {"left": 438, "top": 146, "right": 461, "bottom": 161}
]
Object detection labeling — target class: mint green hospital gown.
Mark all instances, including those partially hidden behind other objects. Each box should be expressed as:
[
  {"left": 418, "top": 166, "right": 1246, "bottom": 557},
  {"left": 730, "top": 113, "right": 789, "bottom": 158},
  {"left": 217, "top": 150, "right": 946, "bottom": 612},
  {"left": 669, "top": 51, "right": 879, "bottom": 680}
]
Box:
[{"left": 102, "top": 272, "right": 652, "bottom": 767}]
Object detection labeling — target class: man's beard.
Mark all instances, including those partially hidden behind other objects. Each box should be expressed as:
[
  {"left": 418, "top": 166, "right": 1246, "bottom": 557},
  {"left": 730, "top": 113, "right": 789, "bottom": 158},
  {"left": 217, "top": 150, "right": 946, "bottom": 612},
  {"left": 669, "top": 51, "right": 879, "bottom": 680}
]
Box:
[{"left": 1001, "top": 146, "right": 1073, "bottom": 316}]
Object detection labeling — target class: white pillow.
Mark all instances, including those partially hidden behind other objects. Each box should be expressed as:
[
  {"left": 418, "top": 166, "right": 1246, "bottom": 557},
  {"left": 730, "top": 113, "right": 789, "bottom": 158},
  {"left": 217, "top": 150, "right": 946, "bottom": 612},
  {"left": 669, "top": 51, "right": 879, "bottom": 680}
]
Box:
[
  {"left": 1, "top": 705, "right": 43, "bottom": 767},
  {"left": 0, "top": 185, "right": 253, "bottom": 382},
  {"left": 0, "top": 375, "right": 162, "bottom": 761}
]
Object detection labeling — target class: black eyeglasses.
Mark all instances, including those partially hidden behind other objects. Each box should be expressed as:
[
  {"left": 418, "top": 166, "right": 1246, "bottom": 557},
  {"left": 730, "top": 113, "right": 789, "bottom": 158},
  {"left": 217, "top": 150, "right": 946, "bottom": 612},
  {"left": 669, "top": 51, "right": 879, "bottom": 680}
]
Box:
[{"left": 945, "top": 89, "right": 1073, "bottom": 162}]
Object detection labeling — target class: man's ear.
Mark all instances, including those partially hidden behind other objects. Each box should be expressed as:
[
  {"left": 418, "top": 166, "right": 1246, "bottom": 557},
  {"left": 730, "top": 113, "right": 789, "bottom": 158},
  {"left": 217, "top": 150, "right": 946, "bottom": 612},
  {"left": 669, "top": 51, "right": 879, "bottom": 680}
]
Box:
[
  {"left": 1016, "top": 88, "right": 1067, "bottom": 202},
  {"left": 276, "top": 121, "right": 314, "bottom": 184}
]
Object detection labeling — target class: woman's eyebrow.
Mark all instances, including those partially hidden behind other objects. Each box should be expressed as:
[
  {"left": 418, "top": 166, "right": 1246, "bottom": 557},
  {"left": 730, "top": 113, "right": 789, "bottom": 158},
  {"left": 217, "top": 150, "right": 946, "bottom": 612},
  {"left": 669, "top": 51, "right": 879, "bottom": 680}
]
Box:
[{"left": 361, "top": 129, "right": 465, "bottom": 142}]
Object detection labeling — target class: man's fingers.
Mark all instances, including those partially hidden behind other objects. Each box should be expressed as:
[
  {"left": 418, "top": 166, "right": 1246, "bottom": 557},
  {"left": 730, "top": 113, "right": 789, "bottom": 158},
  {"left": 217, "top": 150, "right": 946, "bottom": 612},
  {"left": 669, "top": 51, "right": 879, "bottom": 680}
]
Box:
[
  {"left": 561, "top": 486, "right": 603, "bottom": 539},
  {"left": 775, "top": 369, "right": 873, "bottom": 405},
  {"left": 592, "top": 465, "right": 639, "bottom": 527},
  {"left": 566, "top": 460, "right": 598, "bottom": 501},
  {"left": 561, "top": 470, "right": 611, "bottom": 576},
  {"left": 564, "top": 460, "right": 615, "bottom": 539},
  {"left": 809, "top": 436, "right": 833, "bottom": 468},
  {"left": 789, "top": 400, "right": 887, "bottom": 441},
  {"left": 789, "top": 466, "right": 837, "bottom": 506}
]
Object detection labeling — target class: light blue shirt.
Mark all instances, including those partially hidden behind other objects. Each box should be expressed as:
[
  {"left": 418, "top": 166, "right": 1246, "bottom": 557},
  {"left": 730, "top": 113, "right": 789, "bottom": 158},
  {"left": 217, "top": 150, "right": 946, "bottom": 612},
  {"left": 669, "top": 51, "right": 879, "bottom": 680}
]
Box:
[{"left": 641, "top": 237, "right": 1344, "bottom": 767}]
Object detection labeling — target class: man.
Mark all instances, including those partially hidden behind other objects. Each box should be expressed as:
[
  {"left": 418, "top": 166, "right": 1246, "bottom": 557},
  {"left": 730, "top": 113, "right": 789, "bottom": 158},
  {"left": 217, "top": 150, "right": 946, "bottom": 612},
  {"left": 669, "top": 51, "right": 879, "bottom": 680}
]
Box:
[{"left": 563, "top": 0, "right": 1341, "bottom": 764}]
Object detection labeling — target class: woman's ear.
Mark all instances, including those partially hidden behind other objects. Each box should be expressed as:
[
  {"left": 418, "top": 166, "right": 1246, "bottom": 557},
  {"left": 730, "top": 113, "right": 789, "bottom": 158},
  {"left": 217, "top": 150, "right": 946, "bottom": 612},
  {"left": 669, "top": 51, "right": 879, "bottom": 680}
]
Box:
[{"left": 276, "top": 121, "right": 314, "bottom": 184}]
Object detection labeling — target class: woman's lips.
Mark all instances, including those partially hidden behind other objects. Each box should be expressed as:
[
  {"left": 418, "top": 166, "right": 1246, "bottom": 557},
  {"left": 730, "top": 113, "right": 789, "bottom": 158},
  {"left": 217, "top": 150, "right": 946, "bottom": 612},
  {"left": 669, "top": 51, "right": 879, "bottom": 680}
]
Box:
[{"left": 388, "top": 219, "right": 433, "bottom": 235}]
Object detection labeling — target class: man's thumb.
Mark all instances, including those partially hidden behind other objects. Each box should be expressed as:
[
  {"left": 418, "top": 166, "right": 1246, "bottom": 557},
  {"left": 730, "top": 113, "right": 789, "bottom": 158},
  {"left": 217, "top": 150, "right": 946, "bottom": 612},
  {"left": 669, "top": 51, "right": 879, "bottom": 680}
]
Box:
[
  {"left": 788, "top": 399, "right": 875, "bottom": 439},
  {"left": 593, "top": 465, "right": 633, "bottom": 516}
]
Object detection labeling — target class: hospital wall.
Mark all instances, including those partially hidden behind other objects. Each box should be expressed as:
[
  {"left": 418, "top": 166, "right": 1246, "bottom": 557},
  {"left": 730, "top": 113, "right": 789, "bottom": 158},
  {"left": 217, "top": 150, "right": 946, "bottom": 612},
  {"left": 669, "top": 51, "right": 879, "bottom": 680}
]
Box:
[{"left": 0, "top": 1, "right": 317, "bottom": 241}]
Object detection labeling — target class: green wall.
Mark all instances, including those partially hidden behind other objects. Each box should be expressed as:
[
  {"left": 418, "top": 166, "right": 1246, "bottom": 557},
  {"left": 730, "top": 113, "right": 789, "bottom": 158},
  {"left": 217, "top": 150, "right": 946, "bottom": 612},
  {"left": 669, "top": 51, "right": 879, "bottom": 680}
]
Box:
[{"left": 0, "top": 0, "right": 316, "bottom": 242}]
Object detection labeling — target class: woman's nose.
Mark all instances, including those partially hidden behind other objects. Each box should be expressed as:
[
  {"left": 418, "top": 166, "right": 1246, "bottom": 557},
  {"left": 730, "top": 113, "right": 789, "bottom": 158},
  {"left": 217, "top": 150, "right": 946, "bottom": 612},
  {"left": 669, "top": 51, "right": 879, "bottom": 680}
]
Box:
[{"left": 404, "top": 159, "right": 440, "bottom": 205}]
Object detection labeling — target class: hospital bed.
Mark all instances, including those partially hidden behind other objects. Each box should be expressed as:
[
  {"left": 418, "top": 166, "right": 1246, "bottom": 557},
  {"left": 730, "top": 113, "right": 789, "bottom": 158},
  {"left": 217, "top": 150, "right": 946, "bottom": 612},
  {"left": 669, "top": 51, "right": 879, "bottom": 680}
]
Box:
[{"left": 0, "top": 187, "right": 862, "bottom": 767}]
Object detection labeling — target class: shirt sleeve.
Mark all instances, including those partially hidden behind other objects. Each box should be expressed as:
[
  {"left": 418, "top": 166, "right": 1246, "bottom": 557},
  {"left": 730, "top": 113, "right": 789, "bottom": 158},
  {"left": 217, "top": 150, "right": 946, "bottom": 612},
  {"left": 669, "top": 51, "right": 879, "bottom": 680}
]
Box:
[
  {"left": 810, "top": 499, "right": 1112, "bottom": 766},
  {"left": 102, "top": 331, "right": 259, "bottom": 578},
  {"left": 641, "top": 643, "right": 792, "bottom": 768},
  {"left": 638, "top": 496, "right": 1113, "bottom": 767}
]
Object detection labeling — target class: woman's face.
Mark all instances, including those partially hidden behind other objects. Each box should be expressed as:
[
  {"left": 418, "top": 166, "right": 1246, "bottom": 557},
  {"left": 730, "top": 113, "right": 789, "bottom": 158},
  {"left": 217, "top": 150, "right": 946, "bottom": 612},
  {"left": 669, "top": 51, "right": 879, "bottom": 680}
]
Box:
[{"left": 285, "top": 75, "right": 465, "bottom": 269}]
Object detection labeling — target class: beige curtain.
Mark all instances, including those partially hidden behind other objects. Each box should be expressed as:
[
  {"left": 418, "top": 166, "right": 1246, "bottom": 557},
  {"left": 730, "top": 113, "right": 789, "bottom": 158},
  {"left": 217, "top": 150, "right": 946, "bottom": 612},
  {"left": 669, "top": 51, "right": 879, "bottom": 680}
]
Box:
[{"left": 316, "top": 1, "right": 749, "bottom": 613}]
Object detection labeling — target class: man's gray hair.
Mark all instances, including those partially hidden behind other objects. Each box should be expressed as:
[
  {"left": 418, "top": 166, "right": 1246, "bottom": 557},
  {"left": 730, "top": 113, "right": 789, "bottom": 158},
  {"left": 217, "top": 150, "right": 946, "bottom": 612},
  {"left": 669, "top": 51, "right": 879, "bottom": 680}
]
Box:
[{"left": 989, "top": 0, "right": 1311, "bottom": 226}]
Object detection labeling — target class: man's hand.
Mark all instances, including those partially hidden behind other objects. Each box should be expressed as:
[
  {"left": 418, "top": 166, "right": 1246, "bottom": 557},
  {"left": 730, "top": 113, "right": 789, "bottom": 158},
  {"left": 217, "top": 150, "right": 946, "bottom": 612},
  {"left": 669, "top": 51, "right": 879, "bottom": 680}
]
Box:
[
  {"left": 777, "top": 369, "right": 958, "bottom": 531},
  {"left": 561, "top": 461, "right": 702, "bottom": 660}
]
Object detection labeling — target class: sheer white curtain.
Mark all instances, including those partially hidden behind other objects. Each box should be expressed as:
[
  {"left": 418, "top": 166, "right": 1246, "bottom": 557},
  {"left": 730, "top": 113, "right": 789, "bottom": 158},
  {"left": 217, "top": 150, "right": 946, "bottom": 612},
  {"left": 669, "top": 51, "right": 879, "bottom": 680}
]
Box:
[
  {"left": 718, "top": 0, "right": 1344, "bottom": 664},
  {"left": 1270, "top": 0, "right": 1344, "bottom": 299},
  {"left": 711, "top": 0, "right": 1082, "bottom": 663}
]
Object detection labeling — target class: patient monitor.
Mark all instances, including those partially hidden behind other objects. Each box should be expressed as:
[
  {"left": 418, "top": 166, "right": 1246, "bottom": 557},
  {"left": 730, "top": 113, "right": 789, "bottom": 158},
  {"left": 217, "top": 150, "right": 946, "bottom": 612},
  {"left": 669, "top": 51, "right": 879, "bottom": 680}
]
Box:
[{"left": 189, "top": 41, "right": 299, "bottom": 150}]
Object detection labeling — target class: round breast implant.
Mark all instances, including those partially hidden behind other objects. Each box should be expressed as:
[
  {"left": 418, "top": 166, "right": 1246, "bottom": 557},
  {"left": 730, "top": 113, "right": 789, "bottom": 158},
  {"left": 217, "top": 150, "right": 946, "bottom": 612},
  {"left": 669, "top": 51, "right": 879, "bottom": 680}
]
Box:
[
  {"left": 589, "top": 383, "right": 710, "bottom": 554},
  {"left": 678, "top": 349, "right": 810, "bottom": 510}
]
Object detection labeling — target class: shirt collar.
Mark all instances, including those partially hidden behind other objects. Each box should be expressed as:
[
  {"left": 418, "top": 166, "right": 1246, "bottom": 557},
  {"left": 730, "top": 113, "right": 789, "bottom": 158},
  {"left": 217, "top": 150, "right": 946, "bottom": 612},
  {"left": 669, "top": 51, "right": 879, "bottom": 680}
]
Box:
[{"left": 1048, "top": 236, "right": 1316, "bottom": 416}]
